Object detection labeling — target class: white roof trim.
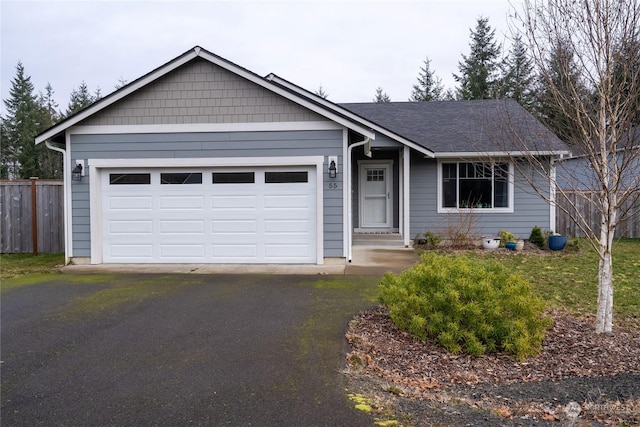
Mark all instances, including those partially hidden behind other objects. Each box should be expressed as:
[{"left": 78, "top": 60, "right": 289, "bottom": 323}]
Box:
[
  {"left": 69, "top": 121, "right": 342, "bottom": 135},
  {"left": 433, "top": 150, "right": 571, "bottom": 158},
  {"left": 37, "top": 46, "right": 377, "bottom": 144},
  {"left": 36, "top": 50, "right": 198, "bottom": 144},
  {"left": 266, "top": 74, "right": 435, "bottom": 158}
]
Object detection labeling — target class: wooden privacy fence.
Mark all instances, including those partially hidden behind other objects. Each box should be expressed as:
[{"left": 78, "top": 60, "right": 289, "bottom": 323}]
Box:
[
  {"left": 556, "top": 191, "right": 640, "bottom": 238},
  {"left": 0, "top": 179, "right": 64, "bottom": 254}
]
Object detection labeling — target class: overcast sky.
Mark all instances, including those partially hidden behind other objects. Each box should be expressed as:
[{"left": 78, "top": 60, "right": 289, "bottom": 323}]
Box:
[{"left": 1, "top": 0, "right": 522, "bottom": 114}]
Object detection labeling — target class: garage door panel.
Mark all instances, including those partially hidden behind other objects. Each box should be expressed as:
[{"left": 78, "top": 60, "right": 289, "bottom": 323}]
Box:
[
  {"left": 102, "top": 166, "right": 317, "bottom": 264},
  {"left": 108, "top": 244, "right": 154, "bottom": 259},
  {"left": 212, "top": 220, "right": 257, "bottom": 234},
  {"left": 109, "top": 220, "right": 154, "bottom": 234},
  {"left": 109, "top": 196, "right": 153, "bottom": 210},
  {"left": 264, "top": 219, "right": 310, "bottom": 234},
  {"left": 264, "top": 244, "right": 312, "bottom": 259},
  {"left": 212, "top": 195, "right": 257, "bottom": 209},
  {"left": 264, "top": 194, "right": 311, "bottom": 209},
  {"left": 159, "top": 196, "right": 204, "bottom": 210},
  {"left": 212, "top": 244, "right": 258, "bottom": 259},
  {"left": 159, "top": 220, "right": 205, "bottom": 234},
  {"left": 160, "top": 244, "right": 206, "bottom": 258}
]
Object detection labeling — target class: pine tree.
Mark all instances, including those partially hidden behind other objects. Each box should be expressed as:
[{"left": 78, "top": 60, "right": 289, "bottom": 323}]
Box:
[
  {"left": 66, "top": 81, "right": 97, "bottom": 116},
  {"left": 314, "top": 85, "right": 329, "bottom": 99},
  {"left": 612, "top": 38, "right": 640, "bottom": 126},
  {"left": 499, "top": 35, "right": 536, "bottom": 111},
  {"left": 38, "top": 83, "right": 63, "bottom": 178},
  {"left": 409, "top": 57, "right": 444, "bottom": 101},
  {"left": 1, "top": 63, "right": 47, "bottom": 178},
  {"left": 115, "top": 75, "right": 128, "bottom": 90},
  {"left": 534, "top": 40, "right": 587, "bottom": 143},
  {"left": 374, "top": 87, "right": 391, "bottom": 102},
  {"left": 454, "top": 17, "right": 502, "bottom": 100}
]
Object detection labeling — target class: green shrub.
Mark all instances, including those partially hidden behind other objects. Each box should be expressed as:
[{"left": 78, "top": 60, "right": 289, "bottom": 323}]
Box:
[
  {"left": 499, "top": 230, "right": 515, "bottom": 247},
  {"left": 379, "top": 253, "right": 552, "bottom": 361},
  {"left": 529, "top": 225, "right": 545, "bottom": 249},
  {"left": 423, "top": 231, "right": 442, "bottom": 249}
]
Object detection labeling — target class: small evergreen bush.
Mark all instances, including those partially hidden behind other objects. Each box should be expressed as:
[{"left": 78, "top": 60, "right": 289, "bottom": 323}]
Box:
[
  {"left": 379, "top": 253, "right": 552, "bottom": 361},
  {"left": 423, "top": 231, "right": 442, "bottom": 249},
  {"left": 529, "top": 225, "right": 545, "bottom": 249},
  {"left": 499, "top": 230, "right": 515, "bottom": 247}
]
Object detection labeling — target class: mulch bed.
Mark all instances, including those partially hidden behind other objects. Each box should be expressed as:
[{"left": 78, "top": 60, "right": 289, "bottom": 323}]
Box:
[{"left": 344, "top": 307, "right": 640, "bottom": 426}]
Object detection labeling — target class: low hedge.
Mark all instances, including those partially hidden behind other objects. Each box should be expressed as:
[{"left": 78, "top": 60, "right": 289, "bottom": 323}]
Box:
[{"left": 379, "top": 252, "right": 553, "bottom": 361}]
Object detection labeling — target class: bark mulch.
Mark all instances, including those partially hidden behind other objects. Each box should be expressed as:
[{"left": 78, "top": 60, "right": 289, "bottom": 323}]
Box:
[{"left": 344, "top": 307, "right": 640, "bottom": 426}]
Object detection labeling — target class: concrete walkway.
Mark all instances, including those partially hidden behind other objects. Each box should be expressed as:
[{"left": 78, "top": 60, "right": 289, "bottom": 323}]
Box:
[{"left": 61, "top": 246, "right": 421, "bottom": 276}]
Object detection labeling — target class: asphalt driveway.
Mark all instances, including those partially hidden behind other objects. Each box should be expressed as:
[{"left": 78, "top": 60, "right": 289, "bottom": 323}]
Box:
[{"left": 1, "top": 273, "right": 381, "bottom": 426}]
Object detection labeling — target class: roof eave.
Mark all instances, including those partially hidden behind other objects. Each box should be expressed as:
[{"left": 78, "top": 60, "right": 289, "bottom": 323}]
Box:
[
  {"left": 268, "top": 74, "right": 435, "bottom": 158},
  {"left": 37, "top": 47, "right": 381, "bottom": 144},
  {"left": 36, "top": 49, "right": 200, "bottom": 144},
  {"left": 433, "top": 150, "right": 572, "bottom": 158}
]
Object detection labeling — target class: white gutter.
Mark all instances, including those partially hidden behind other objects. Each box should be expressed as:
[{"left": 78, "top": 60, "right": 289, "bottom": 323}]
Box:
[
  {"left": 347, "top": 137, "right": 370, "bottom": 262},
  {"left": 44, "top": 140, "right": 71, "bottom": 265}
]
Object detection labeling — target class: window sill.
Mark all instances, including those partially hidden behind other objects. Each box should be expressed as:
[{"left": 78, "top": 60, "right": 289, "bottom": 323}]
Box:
[{"left": 438, "top": 207, "right": 514, "bottom": 214}]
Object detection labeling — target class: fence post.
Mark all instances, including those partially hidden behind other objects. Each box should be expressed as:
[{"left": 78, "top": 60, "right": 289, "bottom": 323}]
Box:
[{"left": 30, "top": 177, "right": 38, "bottom": 256}]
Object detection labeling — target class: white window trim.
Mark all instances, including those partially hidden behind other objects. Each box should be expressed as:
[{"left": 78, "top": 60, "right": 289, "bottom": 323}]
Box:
[
  {"left": 89, "top": 156, "right": 325, "bottom": 265},
  {"left": 436, "top": 160, "right": 514, "bottom": 214}
]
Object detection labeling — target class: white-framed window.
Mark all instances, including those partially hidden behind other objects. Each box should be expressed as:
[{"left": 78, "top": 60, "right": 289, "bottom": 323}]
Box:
[{"left": 437, "top": 161, "right": 514, "bottom": 213}]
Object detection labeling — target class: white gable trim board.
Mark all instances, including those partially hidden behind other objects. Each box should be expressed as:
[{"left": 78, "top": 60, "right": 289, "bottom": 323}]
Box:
[{"left": 89, "top": 156, "right": 325, "bottom": 264}]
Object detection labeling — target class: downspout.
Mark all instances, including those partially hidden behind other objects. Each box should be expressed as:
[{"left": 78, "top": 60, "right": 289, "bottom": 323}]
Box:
[
  {"left": 45, "top": 140, "right": 70, "bottom": 265},
  {"left": 347, "top": 137, "right": 370, "bottom": 262}
]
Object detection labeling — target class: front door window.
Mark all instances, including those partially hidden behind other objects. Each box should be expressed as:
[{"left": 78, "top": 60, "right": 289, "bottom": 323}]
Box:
[{"left": 360, "top": 163, "right": 392, "bottom": 228}]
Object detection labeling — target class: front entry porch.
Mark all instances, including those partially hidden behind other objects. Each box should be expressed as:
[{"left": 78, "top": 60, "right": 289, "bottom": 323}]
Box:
[{"left": 346, "top": 139, "right": 412, "bottom": 262}]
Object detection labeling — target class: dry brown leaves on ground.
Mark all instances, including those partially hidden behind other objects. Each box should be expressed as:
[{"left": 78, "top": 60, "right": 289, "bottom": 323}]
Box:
[{"left": 345, "top": 307, "right": 640, "bottom": 425}]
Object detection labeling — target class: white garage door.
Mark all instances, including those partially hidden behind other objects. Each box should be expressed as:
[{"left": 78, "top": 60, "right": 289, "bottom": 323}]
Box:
[{"left": 101, "top": 167, "right": 317, "bottom": 263}]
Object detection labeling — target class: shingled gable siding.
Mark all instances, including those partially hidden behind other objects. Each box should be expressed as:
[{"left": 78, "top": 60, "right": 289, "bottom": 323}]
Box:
[
  {"left": 69, "top": 129, "right": 344, "bottom": 259},
  {"left": 409, "top": 156, "right": 551, "bottom": 240},
  {"left": 82, "top": 58, "right": 328, "bottom": 126}
]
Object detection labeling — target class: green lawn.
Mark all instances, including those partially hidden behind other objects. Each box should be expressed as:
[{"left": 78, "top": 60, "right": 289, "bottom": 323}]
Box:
[
  {"left": 469, "top": 238, "right": 640, "bottom": 326},
  {"left": 1, "top": 253, "right": 65, "bottom": 282},
  {"left": 2, "top": 240, "right": 639, "bottom": 327}
]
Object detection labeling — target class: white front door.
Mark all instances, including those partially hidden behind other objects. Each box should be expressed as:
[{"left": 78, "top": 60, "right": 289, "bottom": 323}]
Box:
[{"left": 359, "top": 162, "right": 392, "bottom": 228}]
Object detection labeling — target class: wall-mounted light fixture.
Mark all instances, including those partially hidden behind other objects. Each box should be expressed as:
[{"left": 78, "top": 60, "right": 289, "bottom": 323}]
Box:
[
  {"left": 328, "top": 156, "right": 338, "bottom": 179},
  {"left": 72, "top": 160, "right": 85, "bottom": 181}
]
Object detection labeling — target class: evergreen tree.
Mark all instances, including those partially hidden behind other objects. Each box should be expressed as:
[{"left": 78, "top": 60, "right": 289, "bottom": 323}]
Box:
[
  {"left": 314, "top": 85, "right": 329, "bottom": 99},
  {"left": 535, "top": 39, "right": 587, "bottom": 143},
  {"left": 66, "top": 81, "right": 97, "bottom": 116},
  {"left": 612, "top": 37, "right": 640, "bottom": 126},
  {"left": 115, "top": 75, "right": 128, "bottom": 90},
  {"left": 454, "top": 17, "right": 502, "bottom": 100},
  {"left": 409, "top": 57, "right": 444, "bottom": 101},
  {"left": 1, "top": 63, "right": 47, "bottom": 178},
  {"left": 374, "top": 87, "right": 391, "bottom": 102},
  {"left": 499, "top": 35, "right": 536, "bottom": 111},
  {"left": 37, "top": 83, "right": 63, "bottom": 178}
]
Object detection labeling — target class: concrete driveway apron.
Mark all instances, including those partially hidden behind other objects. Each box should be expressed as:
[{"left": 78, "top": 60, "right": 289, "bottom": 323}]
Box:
[{"left": 1, "top": 273, "right": 381, "bottom": 426}]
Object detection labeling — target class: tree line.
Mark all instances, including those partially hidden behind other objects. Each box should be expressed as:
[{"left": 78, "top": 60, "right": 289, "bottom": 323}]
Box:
[
  {"left": 3, "top": 13, "right": 638, "bottom": 180},
  {"left": 374, "top": 15, "right": 639, "bottom": 143},
  {"left": 1, "top": 68, "right": 124, "bottom": 179}
]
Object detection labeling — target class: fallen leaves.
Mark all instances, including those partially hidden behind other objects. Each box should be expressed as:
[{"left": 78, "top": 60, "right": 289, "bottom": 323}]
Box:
[{"left": 344, "top": 306, "right": 640, "bottom": 424}]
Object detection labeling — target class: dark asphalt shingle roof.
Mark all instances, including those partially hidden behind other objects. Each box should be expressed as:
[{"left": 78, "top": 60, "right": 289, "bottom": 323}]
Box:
[{"left": 339, "top": 99, "right": 568, "bottom": 154}]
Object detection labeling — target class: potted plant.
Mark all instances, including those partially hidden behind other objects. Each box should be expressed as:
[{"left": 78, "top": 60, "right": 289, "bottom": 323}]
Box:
[
  {"left": 499, "top": 230, "right": 515, "bottom": 249},
  {"left": 548, "top": 233, "right": 568, "bottom": 251},
  {"left": 481, "top": 236, "right": 501, "bottom": 250}
]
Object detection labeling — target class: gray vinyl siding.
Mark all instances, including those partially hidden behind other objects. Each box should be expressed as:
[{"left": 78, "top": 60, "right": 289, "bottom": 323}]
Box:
[
  {"left": 409, "top": 155, "right": 552, "bottom": 240},
  {"left": 82, "top": 58, "right": 327, "bottom": 126},
  {"left": 70, "top": 129, "right": 344, "bottom": 259}
]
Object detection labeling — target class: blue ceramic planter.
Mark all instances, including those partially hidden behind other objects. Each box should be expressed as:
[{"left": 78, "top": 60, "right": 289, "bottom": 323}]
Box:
[
  {"left": 505, "top": 241, "right": 517, "bottom": 251},
  {"left": 548, "top": 235, "right": 568, "bottom": 251}
]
